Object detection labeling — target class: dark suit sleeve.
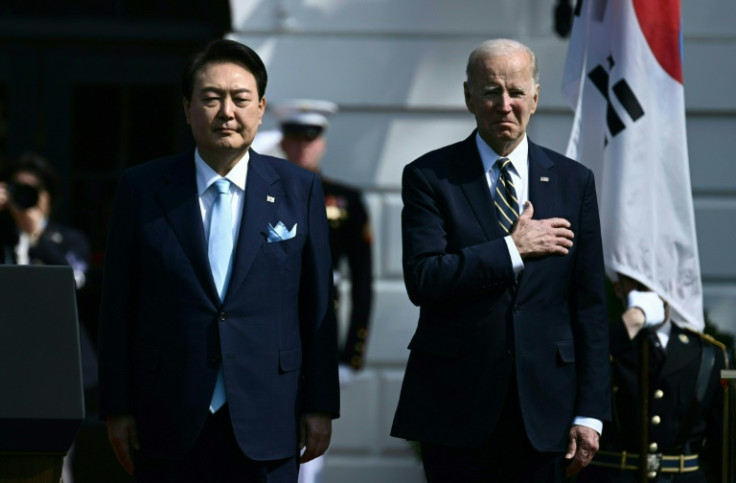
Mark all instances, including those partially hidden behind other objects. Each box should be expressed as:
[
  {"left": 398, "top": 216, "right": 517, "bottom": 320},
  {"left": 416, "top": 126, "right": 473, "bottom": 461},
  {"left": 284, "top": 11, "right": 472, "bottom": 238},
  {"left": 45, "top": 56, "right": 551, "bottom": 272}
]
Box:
[
  {"left": 569, "top": 170, "right": 610, "bottom": 421},
  {"left": 299, "top": 176, "right": 340, "bottom": 417},
  {"left": 97, "top": 173, "right": 137, "bottom": 418},
  {"left": 401, "top": 163, "right": 514, "bottom": 307}
]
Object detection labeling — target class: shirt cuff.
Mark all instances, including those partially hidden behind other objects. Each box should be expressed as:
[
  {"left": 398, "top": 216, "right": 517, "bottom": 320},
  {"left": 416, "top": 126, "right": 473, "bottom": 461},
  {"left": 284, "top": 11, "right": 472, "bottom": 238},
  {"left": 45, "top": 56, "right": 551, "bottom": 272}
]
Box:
[
  {"left": 573, "top": 416, "right": 603, "bottom": 435},
  {"left": 504, "top": 236, "right": 524, "bottom": 274}
]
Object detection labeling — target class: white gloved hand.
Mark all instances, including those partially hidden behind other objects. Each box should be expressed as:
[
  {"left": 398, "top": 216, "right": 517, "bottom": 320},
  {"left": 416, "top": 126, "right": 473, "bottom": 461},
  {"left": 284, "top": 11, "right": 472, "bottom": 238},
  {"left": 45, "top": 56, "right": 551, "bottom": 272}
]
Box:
[{"left": 627, "top": 290, "right": 666, "bottom": 327}]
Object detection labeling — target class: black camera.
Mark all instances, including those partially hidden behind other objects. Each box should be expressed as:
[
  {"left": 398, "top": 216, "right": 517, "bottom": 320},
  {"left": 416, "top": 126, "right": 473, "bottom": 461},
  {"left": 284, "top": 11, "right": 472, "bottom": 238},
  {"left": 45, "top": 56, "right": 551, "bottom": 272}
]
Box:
[{"left": 6, "top": 182, "right": 40, "bottom": 210}]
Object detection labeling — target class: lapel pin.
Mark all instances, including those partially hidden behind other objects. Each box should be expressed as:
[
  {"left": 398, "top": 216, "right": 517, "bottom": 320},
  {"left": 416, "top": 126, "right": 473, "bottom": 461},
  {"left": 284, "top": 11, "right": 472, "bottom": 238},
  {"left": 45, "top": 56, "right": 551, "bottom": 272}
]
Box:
[
  {"left": 540, "top": 176, "right": 549, "bottom": 182},
  {"left": 266, "top": 195, "right": 275, "bottom": 203},
  {"left": 679, "top": 333, "right": 689, "bottom": 344}
]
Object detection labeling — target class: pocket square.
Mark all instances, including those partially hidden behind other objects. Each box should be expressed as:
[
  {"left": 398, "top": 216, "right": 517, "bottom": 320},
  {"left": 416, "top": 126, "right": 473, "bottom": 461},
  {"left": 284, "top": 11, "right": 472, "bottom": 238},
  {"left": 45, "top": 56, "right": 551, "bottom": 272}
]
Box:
[{"left": 267, "top": 222, "right": 297, "bottom": 243}]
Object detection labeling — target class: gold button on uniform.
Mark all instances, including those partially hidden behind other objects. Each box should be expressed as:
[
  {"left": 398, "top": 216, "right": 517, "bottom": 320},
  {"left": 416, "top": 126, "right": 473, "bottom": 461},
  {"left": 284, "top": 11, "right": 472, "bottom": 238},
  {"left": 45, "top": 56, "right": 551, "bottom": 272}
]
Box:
[
  {"left": 648, "top": 471, "right": 657, "bottom": 479},
  {"left": 654, "top": 389, "right": 664, "bottom": 399},
  {"left": 651, "top": 415, "right": 661, "bottom": 425},
  {"left": 649, "top": 442, "right": 658, "bottom": 452}
]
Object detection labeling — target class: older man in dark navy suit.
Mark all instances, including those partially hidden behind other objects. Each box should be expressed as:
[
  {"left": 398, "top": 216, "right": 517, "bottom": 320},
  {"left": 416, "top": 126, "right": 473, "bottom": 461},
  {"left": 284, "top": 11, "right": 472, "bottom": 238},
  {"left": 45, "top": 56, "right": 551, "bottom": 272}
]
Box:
[
  {"left": 391, "top": 38, "right": 610, "bottom": 482},
  {"left": 98, "top": 39, "right": 339, "bottom": 482}
]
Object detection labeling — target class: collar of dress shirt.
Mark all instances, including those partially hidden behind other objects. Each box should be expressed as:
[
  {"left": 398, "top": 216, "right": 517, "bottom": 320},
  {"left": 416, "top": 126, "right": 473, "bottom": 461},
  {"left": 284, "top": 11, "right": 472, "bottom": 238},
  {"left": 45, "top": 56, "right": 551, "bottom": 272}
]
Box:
[
  {"left": 195, "top": 148, "right": 249, "bottom": 196},
  {"left": 474, "top": 132, "right": 529, "bottom": 182},
  {"left": 656, "top": 319, "right": 672, "bottom": 350}
]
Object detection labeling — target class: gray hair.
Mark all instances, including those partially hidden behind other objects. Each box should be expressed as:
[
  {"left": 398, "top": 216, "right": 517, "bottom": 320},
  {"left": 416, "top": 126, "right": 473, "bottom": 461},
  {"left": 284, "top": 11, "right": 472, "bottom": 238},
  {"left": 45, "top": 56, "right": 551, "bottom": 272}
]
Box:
[{"left": 466, "top": 39, "right": 539, "bottom": 88}]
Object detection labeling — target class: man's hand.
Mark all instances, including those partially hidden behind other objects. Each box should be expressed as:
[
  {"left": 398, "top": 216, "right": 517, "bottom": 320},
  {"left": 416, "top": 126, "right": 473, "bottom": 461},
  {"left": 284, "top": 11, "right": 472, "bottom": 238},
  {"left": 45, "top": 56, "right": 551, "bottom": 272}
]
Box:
[
  {"left": 299, "top": 412, "right": 332, "bottom": 463},
  {"left": 106, "top": 414, "right": 139, "bottom": 475},
  {"left": 565, "top": 425, "right": 599, "bottom": 476},
  {"left": 510, "top": 201, "right": 574, "bottom": 258}
]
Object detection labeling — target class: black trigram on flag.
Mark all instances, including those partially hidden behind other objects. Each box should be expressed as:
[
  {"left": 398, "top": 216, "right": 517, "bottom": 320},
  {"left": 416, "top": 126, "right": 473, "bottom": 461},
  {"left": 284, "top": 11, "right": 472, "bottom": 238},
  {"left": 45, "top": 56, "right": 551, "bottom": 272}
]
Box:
[{"left": 588, "top": 59, "right": 645, "bottom": 141}]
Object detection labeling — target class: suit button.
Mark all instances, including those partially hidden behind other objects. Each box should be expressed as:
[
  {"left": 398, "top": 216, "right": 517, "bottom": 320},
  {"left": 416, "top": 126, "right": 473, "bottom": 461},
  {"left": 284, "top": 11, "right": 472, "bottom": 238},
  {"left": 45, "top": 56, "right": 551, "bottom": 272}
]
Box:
[
  {"left": 654, "top": 389, "right": 664, "bottom": 399},
  {"left": 219, "top": 312, "right": 226, "bottom": 322},
  {"left": 651, "top": 415, "right": 661, "bottom": 425}
]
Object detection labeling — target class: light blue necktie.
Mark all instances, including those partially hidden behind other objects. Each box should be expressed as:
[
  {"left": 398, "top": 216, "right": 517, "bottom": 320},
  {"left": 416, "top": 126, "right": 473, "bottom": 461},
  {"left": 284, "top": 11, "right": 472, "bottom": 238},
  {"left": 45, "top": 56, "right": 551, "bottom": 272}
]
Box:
[{"left": 208, "top": 178, "right": 233, "bottom": 413}]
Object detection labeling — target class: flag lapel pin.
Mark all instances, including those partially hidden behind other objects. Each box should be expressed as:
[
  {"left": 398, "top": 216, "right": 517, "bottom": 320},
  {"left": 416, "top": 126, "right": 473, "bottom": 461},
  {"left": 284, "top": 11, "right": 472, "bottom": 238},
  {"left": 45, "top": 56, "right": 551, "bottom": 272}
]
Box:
[
  {"left": 266, "top": 195, "right": 275, "bottom": 203},
  {"left": 540, "top": 176, "right": 549, "bottom": 182}
]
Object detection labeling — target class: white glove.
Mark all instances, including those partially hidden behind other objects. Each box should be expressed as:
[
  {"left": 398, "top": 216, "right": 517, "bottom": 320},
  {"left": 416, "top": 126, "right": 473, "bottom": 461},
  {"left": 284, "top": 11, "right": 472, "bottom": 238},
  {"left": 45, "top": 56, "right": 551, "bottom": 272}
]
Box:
[{"left": 627, "top": 290, "right": 666, "bottom": 327}]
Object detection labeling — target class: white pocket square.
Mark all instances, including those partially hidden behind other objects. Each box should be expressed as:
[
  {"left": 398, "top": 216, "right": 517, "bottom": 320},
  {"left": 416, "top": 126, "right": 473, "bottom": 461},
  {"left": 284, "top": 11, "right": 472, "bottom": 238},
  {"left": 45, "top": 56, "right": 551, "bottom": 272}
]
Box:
[{"left": 267, "top": 222, "right": 297, "bottom": 243}]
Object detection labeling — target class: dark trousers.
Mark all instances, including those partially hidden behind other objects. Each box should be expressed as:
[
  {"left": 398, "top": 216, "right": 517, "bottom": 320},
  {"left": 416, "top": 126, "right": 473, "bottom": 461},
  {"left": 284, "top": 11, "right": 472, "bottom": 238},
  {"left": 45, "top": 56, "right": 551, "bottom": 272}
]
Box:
[
  {"left": 421, "top": 376, "right": 566, "bottom": 483},
  {"left": 134, "top": 405, "right": 298, "bottom": 483}
]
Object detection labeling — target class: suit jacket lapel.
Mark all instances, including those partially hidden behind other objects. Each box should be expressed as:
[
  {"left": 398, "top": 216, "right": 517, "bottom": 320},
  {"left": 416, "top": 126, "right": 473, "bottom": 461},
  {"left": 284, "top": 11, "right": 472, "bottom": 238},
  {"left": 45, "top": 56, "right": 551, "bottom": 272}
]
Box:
[
  {"left": 225, "top": 150, "right": 283, "bottom": 300},
  {"left": 157, "top": 153, "right": 219, "bottom": 300},
  {"left": 526, "top": 140, "right": 557, "bottom": 223},
  {"left": 455, "top": 132, "right": 502, "bottom": 241},
  {"left": 517, "top": 140, "right": 557, "bottom": 287}
]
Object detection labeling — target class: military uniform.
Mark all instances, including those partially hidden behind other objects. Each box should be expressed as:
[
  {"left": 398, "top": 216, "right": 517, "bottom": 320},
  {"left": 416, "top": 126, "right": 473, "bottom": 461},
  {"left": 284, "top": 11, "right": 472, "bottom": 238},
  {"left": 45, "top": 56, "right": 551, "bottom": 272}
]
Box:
[
  {"left": 322, "top": 177, "right": 373, "bottom": 370},
  {"left": 578, "top": 321, "right": 728, "bottom": 482}
]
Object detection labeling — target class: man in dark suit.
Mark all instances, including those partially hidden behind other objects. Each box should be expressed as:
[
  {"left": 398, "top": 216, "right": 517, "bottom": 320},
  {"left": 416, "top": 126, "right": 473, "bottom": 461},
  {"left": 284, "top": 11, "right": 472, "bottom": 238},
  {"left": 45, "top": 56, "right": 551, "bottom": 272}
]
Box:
[
  {"left": 98, "top": 39, "right": 339, "bottom": 482},
  {"left": 0, "top": 153, "right": 89, "bottom": 287},
  {"left": 391, "top": 38, "right": 610, "bottom": 482}
]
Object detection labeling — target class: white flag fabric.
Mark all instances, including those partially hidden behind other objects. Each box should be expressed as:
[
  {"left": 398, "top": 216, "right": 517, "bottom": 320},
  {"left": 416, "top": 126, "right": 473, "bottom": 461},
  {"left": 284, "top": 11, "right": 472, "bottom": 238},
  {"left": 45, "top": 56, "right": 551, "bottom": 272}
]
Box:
[{"left": 562, "top": 0, "right": 704, "bottom": 332}]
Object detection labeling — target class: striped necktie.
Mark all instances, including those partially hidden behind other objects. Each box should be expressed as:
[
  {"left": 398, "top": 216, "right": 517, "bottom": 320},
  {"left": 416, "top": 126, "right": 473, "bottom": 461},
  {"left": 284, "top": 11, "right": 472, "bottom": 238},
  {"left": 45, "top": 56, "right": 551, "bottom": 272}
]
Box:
[{"left": 493, "top": 157, "right": 519, "bottom": 233}]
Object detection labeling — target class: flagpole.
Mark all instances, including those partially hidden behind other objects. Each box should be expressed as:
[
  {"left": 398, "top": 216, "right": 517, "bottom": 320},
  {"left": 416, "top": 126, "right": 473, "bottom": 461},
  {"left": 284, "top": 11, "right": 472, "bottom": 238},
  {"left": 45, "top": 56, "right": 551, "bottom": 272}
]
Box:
[{"left": 638, "top": 330, "right": 649, "bottom": 482}]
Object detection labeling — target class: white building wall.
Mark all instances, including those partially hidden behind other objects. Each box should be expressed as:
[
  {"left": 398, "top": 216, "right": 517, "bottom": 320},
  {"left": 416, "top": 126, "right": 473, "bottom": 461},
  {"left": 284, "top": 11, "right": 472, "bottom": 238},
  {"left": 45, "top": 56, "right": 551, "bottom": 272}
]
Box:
[{"left": 228, "top": 1, "right": 736, "bottom": 481}]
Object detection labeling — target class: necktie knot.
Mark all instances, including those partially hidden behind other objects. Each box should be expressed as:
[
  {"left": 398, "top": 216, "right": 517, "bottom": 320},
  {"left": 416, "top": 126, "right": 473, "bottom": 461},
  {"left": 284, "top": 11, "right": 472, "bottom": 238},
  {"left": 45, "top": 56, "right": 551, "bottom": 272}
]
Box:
[
  {"left": 213, "top": 178, "right": 230, "bottom": 195},
  {"left": 496, "top": 157, "right": 512, "bottom": 173}
]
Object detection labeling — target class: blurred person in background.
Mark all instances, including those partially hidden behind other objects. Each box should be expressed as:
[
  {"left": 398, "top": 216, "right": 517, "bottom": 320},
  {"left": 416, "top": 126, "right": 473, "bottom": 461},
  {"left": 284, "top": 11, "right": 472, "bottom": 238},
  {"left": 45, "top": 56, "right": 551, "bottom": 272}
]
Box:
[
  {"left": 578, "top": 273, "right": 728, "bottom": 482},
  {"left": 253, "top": 99, "right": 374, "bottom": 483},
  {"left": 0, "top": 152, "right": 90, "bottom": 287}
]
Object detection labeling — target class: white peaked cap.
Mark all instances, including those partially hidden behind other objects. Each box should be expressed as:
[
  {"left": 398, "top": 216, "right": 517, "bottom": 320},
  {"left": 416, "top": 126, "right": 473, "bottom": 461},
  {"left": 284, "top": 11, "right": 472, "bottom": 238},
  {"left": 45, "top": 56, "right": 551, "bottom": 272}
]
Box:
[{"left": 270, "top": 99, "right": 339, "bottom": 129}]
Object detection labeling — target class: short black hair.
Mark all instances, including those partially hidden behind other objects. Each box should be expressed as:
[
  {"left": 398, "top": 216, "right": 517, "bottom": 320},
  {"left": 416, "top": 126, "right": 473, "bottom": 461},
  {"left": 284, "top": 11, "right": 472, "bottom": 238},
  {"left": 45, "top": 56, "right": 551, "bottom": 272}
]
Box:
[{"left": 182, "top": 38, "right": 268, "bottom": 101}]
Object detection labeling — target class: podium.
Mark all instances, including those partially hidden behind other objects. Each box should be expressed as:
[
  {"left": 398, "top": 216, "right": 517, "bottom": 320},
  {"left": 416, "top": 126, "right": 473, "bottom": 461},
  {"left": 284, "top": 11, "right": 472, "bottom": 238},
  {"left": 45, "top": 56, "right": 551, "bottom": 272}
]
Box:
[{"left": 0, "top": 266, "right": 85, "bottom": 482}]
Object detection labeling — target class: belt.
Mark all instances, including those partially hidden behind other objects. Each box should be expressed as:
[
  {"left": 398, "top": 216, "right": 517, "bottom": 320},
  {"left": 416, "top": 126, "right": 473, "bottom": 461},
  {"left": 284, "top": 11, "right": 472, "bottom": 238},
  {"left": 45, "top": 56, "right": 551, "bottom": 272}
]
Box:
[{"left": 591, "top": 450, "right": 699, "bottom": 473}]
